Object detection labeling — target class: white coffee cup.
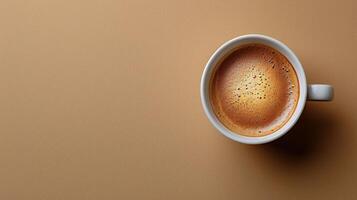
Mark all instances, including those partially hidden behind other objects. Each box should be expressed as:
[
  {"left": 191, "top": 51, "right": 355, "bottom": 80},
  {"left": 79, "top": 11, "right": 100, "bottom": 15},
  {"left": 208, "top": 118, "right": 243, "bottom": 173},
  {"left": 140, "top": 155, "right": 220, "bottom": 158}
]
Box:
[{"left": 200, "top": 34, "right": 333, "bottom": 144}]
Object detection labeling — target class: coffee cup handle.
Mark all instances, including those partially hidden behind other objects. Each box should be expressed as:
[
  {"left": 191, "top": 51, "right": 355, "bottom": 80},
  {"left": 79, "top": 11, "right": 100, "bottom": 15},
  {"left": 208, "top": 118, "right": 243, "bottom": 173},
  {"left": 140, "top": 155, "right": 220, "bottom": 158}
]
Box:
[{"left": 307, "top": 84, "right": 334, "bottom": 101}]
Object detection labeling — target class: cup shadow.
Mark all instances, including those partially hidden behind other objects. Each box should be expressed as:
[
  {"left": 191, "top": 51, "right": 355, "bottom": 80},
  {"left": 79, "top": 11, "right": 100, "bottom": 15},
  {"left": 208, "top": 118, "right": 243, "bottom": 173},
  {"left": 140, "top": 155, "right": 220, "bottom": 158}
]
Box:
[{"left": 246, "top": 102, "right": 341, "bottom": 167}]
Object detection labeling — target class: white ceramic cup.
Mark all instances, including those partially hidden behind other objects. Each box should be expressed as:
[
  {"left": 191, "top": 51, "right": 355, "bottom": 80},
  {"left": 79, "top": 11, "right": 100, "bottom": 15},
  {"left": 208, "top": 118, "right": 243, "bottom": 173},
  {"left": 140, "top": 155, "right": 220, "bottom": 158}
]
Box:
[{"left": 200, "top": 34, "right": 333, "bottom": 144}]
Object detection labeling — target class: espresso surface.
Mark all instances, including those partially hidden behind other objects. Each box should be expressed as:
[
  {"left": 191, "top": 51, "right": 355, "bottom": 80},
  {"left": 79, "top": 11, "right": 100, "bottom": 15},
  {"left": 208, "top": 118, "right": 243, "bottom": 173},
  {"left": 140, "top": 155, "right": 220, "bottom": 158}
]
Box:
[{"left": 210, "top": 44, "right": 299, "bottom": 136}]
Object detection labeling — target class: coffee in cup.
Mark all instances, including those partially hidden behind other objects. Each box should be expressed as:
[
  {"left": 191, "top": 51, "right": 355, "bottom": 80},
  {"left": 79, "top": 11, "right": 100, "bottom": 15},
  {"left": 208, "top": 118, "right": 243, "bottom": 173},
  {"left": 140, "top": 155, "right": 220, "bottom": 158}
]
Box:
[{"left": 210, "top": 44, "right": 299, "bottom": 137}]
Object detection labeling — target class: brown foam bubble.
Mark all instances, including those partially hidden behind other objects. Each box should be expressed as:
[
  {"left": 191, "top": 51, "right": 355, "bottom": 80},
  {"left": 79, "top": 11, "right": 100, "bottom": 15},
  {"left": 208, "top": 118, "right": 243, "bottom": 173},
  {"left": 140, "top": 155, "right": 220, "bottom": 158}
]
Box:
[{"left": 210, "top": 44, "right": 299, "bottom": 137}]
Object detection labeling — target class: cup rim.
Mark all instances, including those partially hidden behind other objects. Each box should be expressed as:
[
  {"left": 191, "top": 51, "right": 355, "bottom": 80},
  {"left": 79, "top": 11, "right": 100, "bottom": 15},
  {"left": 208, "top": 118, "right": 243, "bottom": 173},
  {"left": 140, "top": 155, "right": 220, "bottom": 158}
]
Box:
[{"left": 200, "top": 34, "right": 307, "bottom": 144}]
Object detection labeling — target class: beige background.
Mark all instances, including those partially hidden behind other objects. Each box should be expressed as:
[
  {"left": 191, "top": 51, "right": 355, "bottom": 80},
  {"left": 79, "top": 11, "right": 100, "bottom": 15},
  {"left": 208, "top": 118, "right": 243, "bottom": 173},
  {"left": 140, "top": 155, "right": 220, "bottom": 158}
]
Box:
[{"left": 0, "top": 0, "right": 356, "bottom": 199}]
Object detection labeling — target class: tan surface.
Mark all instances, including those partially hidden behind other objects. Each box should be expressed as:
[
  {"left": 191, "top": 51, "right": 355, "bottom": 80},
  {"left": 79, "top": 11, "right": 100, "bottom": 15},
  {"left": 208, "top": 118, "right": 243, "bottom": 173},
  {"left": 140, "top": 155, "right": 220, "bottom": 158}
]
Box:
[{"left": 0, "top": 0, "right": 356, "bottom": 199}]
